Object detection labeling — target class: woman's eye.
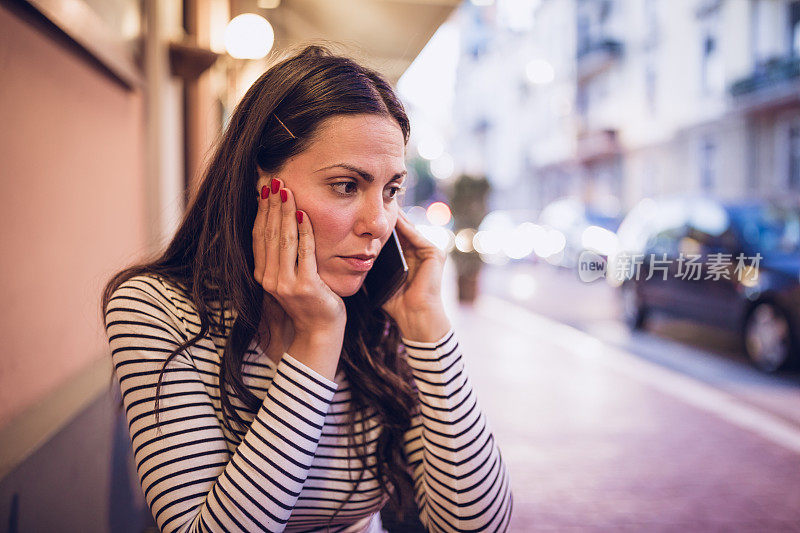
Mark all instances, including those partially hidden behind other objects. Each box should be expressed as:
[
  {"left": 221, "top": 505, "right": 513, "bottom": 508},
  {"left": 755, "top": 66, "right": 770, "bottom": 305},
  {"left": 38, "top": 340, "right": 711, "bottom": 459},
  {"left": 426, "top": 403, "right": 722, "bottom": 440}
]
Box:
[
  {"left": 384, "top": 185, "right": 406, "bottom": 200},
  {"left": 330, "top": 181, "right": 358, "bottom": 196},
  {"left": 330, "top": 181, "right": 406, "bottom": 200}
]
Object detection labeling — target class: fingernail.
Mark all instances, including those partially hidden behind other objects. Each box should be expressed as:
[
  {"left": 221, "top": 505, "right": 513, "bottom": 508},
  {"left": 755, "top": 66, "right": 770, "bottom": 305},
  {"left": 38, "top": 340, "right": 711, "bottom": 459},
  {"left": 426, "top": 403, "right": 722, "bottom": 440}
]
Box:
[
  {"left": 280, "top": 189, "right": 287, "bottom": 203},
  {"left": 296, "top": 210, "right": 303, "bottom": 223},
  {"left": 261, "top": 185, "right": 269, "bottom": 199},
  {"left": 271, "top": 178, "right": 280, "bottom": 194}
]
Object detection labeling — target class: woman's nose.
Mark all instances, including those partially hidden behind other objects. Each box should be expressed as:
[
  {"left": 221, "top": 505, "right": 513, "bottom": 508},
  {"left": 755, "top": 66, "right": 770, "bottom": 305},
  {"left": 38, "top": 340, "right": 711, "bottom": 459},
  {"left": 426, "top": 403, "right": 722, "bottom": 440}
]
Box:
[{"left": 354, "top": 195, "right": 391, "bottom": 238}]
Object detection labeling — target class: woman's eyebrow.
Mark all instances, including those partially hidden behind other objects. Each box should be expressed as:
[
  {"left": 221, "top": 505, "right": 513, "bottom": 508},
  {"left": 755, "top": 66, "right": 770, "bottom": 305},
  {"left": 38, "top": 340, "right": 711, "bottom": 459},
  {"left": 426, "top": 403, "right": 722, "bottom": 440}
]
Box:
[{"left": 315, "top": 163, "right": 407, "bottom": 183}]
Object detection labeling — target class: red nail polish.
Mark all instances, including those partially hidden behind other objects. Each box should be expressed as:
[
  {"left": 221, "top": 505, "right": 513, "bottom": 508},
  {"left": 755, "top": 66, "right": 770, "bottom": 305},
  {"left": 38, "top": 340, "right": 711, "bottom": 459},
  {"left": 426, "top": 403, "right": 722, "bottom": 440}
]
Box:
[
  {"left": 296, "top": 210, "right": 303, "bottom": 223},
  {"left": 271, "top": 178, "right": 280, "bottom": 194},
  {"left": 280, "top": 189, "right": 287, "bottom": 203},
  {"left": 261, "top": 185, "right": 269, "bottom": 199}
]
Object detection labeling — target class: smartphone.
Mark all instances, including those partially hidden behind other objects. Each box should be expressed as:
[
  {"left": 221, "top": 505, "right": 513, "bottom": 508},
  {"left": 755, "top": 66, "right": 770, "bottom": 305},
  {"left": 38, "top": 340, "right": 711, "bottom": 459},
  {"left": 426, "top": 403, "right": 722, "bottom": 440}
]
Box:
[{"left": 363, "top": 228, "right": 409, "bottom": 309}]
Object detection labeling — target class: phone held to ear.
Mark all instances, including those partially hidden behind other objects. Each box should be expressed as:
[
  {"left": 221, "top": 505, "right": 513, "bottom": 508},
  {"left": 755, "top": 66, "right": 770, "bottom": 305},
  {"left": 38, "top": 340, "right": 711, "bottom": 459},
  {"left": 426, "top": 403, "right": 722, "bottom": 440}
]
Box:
[{"left": 363, "top": 228, "right": 408, "bottom": 309}]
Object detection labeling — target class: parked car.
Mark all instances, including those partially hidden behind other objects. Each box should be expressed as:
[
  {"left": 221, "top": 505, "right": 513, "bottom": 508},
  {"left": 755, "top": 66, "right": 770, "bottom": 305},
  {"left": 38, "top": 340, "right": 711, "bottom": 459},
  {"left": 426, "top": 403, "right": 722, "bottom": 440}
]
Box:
[{"left": 613, "top": 196, "right": 800, "bottom": 373}]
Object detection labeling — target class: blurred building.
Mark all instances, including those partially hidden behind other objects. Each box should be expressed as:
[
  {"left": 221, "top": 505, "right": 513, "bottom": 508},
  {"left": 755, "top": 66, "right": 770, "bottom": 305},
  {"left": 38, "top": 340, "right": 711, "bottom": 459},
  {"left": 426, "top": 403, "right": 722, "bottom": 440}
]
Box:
[{"left": 450, "top": 0, "right": 800, "bottom": 212}]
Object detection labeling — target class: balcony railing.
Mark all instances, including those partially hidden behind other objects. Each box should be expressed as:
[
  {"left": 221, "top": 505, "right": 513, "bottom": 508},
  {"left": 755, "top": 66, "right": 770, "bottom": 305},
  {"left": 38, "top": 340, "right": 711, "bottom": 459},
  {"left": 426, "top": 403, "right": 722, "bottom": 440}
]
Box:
[
  {"left": 577, "top": 39, "right": 623, "bottom": 62},
  {"left": 730, "top": 55, "right": 800, "bottom": 97}
]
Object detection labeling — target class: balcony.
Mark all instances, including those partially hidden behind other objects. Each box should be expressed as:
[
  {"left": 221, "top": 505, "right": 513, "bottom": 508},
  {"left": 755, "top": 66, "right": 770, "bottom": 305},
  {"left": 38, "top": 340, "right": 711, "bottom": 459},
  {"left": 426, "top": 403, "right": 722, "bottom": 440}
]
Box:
[
  {"left": 577, "top": 39, "right": 623, "bottom": 82},
  {"left": 729, "top": 55, "right": 800, "bottom": 114}
]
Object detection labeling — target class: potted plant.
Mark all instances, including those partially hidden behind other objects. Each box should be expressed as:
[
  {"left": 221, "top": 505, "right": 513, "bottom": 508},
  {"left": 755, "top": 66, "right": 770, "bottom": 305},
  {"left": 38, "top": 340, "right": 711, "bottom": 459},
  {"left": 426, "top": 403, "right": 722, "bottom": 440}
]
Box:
[{"left": 448, "top": 174, "right": 490, "bottom": 303}]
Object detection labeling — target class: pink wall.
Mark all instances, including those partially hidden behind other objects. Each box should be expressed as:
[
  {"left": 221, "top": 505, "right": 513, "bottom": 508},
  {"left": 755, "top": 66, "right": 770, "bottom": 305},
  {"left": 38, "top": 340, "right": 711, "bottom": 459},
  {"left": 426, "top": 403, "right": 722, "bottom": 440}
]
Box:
[{"left": 0, "top": 5, "right": 147, "bottom": 428}]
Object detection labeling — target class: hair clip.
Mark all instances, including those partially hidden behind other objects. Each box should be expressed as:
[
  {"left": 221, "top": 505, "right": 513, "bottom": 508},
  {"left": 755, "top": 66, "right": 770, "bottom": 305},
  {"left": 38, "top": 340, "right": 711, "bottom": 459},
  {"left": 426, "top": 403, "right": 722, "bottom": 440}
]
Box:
[{"left": 273, "top": 114, "right": 296, "bottom": 139}]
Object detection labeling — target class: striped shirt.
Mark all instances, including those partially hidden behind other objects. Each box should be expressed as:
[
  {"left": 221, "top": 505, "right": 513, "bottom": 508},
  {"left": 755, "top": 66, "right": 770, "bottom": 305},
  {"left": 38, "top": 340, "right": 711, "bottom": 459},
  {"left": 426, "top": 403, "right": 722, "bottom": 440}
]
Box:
[{"left": 105, "top": 274, "right": 513, "bottom": 532}]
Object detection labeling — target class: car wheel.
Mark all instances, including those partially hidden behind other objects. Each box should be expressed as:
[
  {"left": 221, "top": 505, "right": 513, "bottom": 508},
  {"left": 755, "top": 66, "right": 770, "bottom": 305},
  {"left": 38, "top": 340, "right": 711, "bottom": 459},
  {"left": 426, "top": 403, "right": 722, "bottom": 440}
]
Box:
[
  {"left": 621, "top": 282, "right": 647, "bottom": 330},
  {"left": 743, "top": 302, "right": 794, "bottom": 373}
]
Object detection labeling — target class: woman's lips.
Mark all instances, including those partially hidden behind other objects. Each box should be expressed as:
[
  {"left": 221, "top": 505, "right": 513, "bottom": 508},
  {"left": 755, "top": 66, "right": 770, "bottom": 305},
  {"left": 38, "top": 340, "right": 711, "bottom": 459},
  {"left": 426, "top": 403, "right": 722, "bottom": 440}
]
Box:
[{"left": 338, "top": 256, "right": 375, "bottom": 271}]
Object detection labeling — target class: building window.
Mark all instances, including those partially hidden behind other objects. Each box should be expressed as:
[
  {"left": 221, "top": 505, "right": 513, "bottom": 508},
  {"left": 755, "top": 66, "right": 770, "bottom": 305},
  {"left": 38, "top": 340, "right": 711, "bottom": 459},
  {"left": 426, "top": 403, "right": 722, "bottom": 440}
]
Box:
[
  {"left": 700, "top": 138, "right": 717, "bottom": 192},
  {"left": 789, "top": 125, "right": 800, "bottom": 191},
  {"left": 577, "top": 0, "right": 615, "bottom": 56},
  {"left": 701, "top": 33, "right": 723, "bottom": 95},
  {"left": 699, "top": 4, "right": 722, "bottom": 96}
]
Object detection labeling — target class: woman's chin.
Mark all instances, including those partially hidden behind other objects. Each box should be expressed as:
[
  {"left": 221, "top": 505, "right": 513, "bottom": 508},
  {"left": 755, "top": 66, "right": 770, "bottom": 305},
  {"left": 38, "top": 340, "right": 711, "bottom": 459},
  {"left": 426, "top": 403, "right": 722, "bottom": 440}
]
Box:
[{"left": 322, "top": 273, "right": 367, "bottom": 298}]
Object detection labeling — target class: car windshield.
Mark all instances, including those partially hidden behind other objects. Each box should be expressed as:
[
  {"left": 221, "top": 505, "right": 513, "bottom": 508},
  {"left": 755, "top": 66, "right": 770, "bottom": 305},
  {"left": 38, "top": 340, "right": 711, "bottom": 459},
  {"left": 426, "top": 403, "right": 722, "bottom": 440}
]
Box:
[{"left": 730, "top": 205, "right": 800, "bottom": 255}]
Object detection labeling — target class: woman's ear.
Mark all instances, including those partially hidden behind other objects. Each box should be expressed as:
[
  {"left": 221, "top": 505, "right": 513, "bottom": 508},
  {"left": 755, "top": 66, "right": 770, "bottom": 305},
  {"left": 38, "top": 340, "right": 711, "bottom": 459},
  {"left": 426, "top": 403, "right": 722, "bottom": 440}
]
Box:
[{"left": 256, "top": 168, "right": 272, "bottom": 194}]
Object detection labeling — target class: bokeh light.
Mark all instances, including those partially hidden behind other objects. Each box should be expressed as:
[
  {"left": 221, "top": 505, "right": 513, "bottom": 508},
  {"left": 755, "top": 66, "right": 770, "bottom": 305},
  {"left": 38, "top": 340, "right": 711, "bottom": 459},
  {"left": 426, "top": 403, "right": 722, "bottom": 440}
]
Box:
[
  {"left": 416, "top": 225, "right": 455, "bottom": 252},
  {"left": 473, "top": 230, "right": 501, "bottom": 255},
  {"left": 426, "top": 202, "right": 452, "bottom": 226},
  {"left": 532, "top": 226, "right": 566, "bottom": 258},
  {"left": 405, "top": 205, "right": 427, "bottom": 224},
  {"left": 455, "top": 228, "right": 476, "bottom": 253},
  {"left": 581, "top": 225, "right": 620, "bottom": 256},
  {"left": 525, "top": 59, "right": 555, "bottom": 85},
  {"left": 224, "top": 14, "right": 274, "bottom": 59},
  {"left": 417, "top": 135, "right": 445, "bottom": 160},
  {"left": 430, "top": 154, "right": 455, "bottom": 180}
]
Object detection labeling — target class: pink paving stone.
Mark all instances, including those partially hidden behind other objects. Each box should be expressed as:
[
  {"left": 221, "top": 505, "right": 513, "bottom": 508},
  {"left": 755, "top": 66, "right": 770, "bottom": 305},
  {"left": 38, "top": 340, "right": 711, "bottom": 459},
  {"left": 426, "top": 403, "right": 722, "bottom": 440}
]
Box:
[{"left": 450, "top": 298, "right": 800, "bottom": 532}]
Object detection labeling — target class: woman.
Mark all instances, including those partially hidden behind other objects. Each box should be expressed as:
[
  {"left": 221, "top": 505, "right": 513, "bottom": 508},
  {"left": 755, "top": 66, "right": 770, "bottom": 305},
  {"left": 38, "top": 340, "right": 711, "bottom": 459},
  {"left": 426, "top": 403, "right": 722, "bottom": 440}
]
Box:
[{"left": 103, "top": 45, "right": 512, "bottom": 533}]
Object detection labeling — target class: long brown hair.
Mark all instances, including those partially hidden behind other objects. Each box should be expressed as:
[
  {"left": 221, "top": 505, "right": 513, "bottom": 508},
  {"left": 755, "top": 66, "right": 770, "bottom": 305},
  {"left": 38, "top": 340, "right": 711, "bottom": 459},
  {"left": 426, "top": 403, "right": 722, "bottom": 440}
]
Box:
[{"left": 101, "top": 45, "right": 418, "bottom": 520}]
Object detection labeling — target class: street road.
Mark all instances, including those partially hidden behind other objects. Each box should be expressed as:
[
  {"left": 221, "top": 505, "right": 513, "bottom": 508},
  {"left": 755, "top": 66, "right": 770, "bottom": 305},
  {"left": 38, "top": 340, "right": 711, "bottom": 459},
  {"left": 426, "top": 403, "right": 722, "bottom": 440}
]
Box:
[{"left": 447, "top": 260, "right": 800, "bottom": 531}]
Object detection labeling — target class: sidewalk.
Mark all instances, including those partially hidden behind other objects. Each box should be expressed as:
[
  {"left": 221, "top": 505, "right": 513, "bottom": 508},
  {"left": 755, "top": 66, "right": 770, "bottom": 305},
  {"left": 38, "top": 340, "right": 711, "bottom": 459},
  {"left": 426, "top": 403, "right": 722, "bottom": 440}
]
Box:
[{"left": 451, "top": 290, "right": 800, "bottom": 531}]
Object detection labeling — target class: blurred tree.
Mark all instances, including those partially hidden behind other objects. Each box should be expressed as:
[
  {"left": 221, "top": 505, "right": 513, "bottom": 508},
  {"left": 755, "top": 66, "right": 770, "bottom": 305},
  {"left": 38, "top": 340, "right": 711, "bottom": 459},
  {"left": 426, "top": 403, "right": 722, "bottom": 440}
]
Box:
[{"left": 448, "top": 174, "right": 491, "bottom": 303}]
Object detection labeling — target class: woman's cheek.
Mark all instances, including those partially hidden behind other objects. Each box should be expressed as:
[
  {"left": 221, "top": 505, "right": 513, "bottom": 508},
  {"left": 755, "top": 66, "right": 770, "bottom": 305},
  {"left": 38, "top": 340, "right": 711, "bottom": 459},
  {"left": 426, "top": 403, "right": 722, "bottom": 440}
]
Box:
[{"left": 390, "top": 208, "right": 400, "bottom": 230}]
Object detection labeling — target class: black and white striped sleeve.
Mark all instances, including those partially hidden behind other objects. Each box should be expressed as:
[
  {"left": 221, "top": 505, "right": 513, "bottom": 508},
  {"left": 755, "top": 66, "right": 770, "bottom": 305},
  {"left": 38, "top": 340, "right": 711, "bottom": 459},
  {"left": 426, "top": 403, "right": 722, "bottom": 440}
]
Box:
[
  {"left": 105, "top": 276, "right": 338, "bottom": 533},
  {"left": 401, "top": 330, "right": 513, "bottom": 532}
]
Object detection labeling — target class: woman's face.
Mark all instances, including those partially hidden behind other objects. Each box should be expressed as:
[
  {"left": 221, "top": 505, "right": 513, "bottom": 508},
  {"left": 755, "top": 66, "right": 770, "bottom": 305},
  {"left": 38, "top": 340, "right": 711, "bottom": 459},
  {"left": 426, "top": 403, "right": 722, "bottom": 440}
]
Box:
[{"left": 256, "top": 114, "right": 407, "bottom": 297}]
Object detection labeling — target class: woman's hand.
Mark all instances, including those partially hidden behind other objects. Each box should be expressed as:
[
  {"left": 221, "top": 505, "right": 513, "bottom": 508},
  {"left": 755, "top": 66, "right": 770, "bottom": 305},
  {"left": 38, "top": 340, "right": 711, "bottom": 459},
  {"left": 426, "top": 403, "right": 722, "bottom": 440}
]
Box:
[
  {"left": 253, "top": 178, "right": 346, "bottom": 378},
  {"left": 381, "top": 209, "right": 452, "bottom": 342}
]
